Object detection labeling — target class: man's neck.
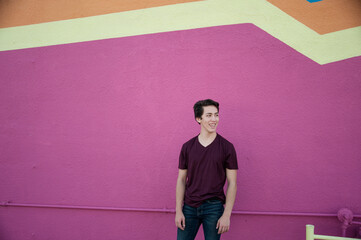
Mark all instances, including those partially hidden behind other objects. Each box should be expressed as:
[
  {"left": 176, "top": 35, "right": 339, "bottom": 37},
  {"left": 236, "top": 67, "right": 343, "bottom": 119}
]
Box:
[
  {"left": 198, "top": 131, "right": 217, "bottom": 147},
  {"left": 198, "top": 131, "right": 217, "bottom": 141}
]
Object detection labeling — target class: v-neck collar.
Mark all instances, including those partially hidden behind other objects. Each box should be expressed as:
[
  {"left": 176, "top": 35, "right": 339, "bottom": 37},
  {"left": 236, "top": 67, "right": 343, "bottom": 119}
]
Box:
[{"left": 197, "top": 134, "right": 218, "bottom": 148}]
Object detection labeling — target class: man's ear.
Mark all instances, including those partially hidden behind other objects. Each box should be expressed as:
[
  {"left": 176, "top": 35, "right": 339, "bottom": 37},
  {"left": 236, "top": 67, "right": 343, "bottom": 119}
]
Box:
[{"left": 196, "top": 117, "right": 202, "bottom": 124}]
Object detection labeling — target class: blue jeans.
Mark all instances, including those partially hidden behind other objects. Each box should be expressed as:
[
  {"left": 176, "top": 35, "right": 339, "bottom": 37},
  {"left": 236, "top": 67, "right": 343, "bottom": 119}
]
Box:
[{"left": 177, "top": 199, "right": 224, "bottom": 240}]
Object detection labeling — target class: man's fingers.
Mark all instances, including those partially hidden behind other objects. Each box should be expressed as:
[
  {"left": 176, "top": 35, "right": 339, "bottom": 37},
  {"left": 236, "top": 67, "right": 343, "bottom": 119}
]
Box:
[
  {"left": 176, "top": 220, "right": 181, "bottom": 229},
  {"left": 180, "top": 221, "right": 185, "bottom": 230},
  {"left": 217, "top": 225, "right": 230, "bottom": 234},
  {"left": 216, "top": 220, "right": 220, "bottom": 229},
  {"left": 177, "top": 221, "right": 184, "bottom": 230},
  {"left": 181, "top": 217, "right": 186, "bottom": 229},
  {"left": 176, "top": 217, "right": 185, "bottom": 230},
  {"left": 218, "top": 225, "right": 223, "bottom": 234}
]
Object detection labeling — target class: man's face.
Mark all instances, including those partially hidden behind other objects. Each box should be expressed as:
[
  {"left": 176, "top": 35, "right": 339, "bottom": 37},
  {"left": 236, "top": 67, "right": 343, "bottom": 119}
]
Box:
[{"left": 197, "top": 105, "right": 219, "bottom": 133}]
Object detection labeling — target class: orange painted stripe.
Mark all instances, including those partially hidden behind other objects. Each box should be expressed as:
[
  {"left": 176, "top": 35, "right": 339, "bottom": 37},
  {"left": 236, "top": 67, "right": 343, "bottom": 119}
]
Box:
[
  {"left": 0, "top": 0, "right": 201, "bottom": 28},
  {"left": 267, "top": 0, "right": 361, "bottom": 34}
]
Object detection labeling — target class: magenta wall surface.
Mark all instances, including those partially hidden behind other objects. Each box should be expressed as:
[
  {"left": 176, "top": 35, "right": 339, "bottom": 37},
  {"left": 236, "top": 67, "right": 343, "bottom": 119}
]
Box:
[{"left": 1, "top": 24, "right": 361, "bottom": 239}]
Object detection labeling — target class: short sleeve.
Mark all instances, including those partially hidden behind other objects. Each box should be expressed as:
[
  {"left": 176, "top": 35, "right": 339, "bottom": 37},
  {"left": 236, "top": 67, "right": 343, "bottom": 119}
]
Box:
[
  {"left": 225, "top": 143, "right": 238, "bottom": 169},
  {"left": 178, "top": 144, "right": 188, "bottom": 169}
]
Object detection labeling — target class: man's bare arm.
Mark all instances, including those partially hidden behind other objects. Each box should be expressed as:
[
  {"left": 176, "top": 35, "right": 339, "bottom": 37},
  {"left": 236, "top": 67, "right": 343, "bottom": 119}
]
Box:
[
  {"left": 216, "top": 169, "right": 237, "bottom": 234},
  {"left": 175, "top": 169, "right": 187, "bottom": 230}
]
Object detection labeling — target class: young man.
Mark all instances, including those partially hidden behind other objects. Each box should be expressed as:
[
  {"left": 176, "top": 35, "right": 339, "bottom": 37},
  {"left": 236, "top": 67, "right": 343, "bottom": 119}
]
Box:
[{"left": 175, "top": 99, "right": 238, "bottom": 240}]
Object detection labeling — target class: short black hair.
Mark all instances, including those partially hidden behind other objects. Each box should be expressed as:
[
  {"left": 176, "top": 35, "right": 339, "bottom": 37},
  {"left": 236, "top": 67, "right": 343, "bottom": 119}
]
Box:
[{"left": 193, "top": 99, "right": 219, "bottom": 123}]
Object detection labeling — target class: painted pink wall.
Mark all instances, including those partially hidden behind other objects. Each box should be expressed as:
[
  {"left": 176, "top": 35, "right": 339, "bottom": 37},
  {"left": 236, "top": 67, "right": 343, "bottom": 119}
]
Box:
[{"left": 1, "top": 24, "right": 360, "bottom": 239}]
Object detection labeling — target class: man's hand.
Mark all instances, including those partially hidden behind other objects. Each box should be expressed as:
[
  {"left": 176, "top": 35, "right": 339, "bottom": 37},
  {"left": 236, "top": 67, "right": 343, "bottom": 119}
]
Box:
[
  {"left": 175, "top": 211, "right": 186, "bottom": 230},
  {"left": 175, "top": 169, "right": 187, "bottom": 230},
  {"left": 216, "top": 214, "right": 230, "bottom": 234}
]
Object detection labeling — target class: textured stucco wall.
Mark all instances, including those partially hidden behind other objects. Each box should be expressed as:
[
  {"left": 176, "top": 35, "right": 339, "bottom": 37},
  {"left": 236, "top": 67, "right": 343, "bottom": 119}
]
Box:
[{"left": 1, "top": 23, "right": 360, "bottom": 240}]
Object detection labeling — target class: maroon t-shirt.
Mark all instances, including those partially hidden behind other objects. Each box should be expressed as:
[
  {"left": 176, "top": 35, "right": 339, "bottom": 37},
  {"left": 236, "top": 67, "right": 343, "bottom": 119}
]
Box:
[{"left": 178, "top": 134, "right": 238, "bottom": 207}]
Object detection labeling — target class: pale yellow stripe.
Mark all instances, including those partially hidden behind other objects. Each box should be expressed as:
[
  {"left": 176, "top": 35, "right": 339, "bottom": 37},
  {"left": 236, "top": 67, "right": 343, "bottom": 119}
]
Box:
[
  {"left": 0, "top": 0, "right": 360, "bottom": 64},
  {"left": 0, "top": 0, "right": 201, "bottom": 28}
]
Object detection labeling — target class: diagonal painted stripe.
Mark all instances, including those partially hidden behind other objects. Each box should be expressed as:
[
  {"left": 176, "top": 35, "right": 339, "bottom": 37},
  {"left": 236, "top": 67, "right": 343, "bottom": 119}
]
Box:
[
  {"left": 0, "top": 0, "right": 201, "bottom": 28},
  {"left": 0, "top": 0, "right": 360, "bottom": 64}
]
